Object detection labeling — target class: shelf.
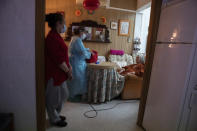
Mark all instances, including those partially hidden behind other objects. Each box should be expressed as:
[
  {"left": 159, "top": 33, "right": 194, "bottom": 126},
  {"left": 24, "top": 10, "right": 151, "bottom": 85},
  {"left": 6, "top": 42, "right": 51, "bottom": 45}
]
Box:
[{"left": 65, "top": 40, "right": 111, "bottom": 44}]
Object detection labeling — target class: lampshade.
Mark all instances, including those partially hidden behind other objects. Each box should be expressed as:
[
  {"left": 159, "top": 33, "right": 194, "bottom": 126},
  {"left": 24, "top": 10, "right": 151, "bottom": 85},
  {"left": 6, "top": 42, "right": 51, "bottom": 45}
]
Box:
[{"left": 83, "top": 0, "right": 100, "bottom": 11}]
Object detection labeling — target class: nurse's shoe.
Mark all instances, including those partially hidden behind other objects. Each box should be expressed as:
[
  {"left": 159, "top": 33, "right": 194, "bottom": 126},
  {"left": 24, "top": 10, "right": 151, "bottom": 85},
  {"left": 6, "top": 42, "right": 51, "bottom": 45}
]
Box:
[
  {"left": 52, "top": 120, "right": 67, "bottom": 127},
  {"left": 60, "top": 115, "right": 66, "bottom": 121}
]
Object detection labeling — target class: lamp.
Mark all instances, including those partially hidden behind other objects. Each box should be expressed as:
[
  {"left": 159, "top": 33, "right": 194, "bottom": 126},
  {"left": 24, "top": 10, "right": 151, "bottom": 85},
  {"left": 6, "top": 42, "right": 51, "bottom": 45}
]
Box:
[{"left": 83, "top": 0, "right": 100, "bottom": 11}]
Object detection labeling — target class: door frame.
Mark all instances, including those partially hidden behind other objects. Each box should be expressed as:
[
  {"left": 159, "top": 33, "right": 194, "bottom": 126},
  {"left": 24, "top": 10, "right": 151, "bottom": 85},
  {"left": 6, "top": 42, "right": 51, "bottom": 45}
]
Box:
[
  {"left": 35, "top": 0, "right": 46, "bottom": 131},
  {"left": 137, "top": 0, "right": 163, "bottom": 127},
  {"left": 35, "top": 0, "right": 163, "bottom": 130}
]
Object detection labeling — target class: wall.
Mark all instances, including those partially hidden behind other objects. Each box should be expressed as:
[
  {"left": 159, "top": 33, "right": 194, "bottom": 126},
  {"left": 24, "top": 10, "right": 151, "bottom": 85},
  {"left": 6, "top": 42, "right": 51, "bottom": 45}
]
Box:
[
  {"left": 110, "top": 0, "right": 137, "bottom": 10},
  {"left": 0, "top": 0, "right": 37, "bottom": 131},
  {"left": 46, "top": 0, "right": 136, "bottom": 56},
  {"left": 137, "top": 0, "right": 151, "bottom": 9}
]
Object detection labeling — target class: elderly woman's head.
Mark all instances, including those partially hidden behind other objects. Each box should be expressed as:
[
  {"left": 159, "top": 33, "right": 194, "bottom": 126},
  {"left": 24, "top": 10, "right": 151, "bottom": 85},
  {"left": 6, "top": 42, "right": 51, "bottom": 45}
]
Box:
[{"left": 136, "top": 55, "right": 145, "bottom": 64}]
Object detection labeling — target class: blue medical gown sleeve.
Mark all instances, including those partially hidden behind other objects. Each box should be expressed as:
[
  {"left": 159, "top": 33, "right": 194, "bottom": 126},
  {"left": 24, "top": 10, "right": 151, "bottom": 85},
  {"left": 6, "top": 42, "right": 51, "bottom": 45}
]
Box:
[{"left": 74, "top": 38, "right": 91, "bottom": 59}]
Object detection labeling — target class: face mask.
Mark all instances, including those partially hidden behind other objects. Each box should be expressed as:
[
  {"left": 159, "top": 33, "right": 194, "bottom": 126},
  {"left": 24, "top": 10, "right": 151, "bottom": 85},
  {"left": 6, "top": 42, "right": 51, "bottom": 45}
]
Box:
[
  {"left": 81, "top": 33, "right": 86, "bottom": 40},
  {"left": 60, "top": 24, "right": 67, "bottom": 33}
]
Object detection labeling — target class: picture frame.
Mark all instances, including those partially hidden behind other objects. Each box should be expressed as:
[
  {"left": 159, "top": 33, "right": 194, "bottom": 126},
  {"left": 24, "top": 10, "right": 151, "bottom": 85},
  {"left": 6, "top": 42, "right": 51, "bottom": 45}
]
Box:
[
  {"left": 65, "top": 20, "right": 111, "bottom": 43},
  {"left": 119, "top": 20, "right": 130, "bottom": 36},
  {"left": 110, "top": 22, "right": 118, "bottom": 30}
]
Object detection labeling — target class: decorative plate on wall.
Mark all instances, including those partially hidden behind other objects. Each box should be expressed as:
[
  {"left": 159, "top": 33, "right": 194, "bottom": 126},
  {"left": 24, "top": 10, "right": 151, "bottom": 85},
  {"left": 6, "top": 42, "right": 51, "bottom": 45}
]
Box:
[
  {"left": 75, "top": 9, "right": 82, "bottom": 17},
  {"left": 100, "top": 17, "right": 107, "bottom": 24}
]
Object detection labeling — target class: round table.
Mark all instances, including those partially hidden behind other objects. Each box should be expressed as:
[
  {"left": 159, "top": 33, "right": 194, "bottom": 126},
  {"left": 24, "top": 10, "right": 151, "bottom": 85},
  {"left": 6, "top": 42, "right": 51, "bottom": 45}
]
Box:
[{"left": 87, "top": 62, "right": 125, "bottom": 103}]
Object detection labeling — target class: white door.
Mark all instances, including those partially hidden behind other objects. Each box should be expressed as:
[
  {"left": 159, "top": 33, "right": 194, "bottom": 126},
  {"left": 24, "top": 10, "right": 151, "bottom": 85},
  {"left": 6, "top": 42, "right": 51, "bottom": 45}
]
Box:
[
  {"left": 179, "top": 45, "right": 197, "bottom": 131},
  {"left": 143, "top": 44, "right": 193, "bottom": 131}
]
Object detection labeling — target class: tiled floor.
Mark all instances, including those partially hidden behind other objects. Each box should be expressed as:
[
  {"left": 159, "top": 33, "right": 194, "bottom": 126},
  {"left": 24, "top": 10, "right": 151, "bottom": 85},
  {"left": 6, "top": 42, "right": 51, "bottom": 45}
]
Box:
[{"left": 46, "top": 100, "right": 143, "bottom": 131}]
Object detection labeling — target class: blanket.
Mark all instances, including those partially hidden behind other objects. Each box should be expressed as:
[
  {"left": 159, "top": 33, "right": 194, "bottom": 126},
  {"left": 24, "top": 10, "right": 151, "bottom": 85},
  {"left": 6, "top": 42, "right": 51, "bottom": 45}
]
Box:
[{"left": 118, "top": 64, "right": 145, "bottom": 77}]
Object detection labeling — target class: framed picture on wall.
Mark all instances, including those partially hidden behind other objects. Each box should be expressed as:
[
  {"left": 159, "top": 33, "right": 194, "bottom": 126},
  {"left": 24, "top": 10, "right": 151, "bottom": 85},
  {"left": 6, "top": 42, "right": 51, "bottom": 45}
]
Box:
[
  {"left": 110, "top": 22, "right": 118, "bottom": 30},
  {"left": 119, "top": 20, "right": 130, "bottom": 36}
]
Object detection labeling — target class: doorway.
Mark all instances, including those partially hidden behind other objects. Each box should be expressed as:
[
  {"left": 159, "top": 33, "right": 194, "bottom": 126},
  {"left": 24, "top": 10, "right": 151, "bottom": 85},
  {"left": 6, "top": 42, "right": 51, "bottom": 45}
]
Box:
[{"left": 35, "top": 0, "right": 163, "bottom": 131}]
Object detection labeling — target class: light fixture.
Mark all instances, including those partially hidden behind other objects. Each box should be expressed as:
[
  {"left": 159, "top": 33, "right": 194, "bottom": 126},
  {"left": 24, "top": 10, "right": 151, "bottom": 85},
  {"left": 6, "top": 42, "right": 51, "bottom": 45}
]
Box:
[{"left": 83, "top": 0, "right": 100, "bottom": 11}]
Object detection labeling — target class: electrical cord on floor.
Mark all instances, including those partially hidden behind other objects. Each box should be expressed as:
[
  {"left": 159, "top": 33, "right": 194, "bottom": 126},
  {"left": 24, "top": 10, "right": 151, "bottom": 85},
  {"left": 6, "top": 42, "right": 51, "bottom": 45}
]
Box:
[{"left": 83, "top": 101, "right": 137, "bottom": 119}]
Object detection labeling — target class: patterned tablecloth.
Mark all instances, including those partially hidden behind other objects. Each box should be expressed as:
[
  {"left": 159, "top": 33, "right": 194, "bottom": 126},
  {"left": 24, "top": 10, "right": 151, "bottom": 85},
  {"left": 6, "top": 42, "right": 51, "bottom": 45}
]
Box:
[{"left": 87, "top": 62, "right": 125, "bottom": 103}]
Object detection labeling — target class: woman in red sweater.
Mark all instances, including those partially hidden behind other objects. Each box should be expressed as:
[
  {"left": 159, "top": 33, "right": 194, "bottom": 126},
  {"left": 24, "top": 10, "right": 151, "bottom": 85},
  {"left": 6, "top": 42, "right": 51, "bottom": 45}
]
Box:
[{"left": 45, "top": 13, "right": 72, "bottom": 127}]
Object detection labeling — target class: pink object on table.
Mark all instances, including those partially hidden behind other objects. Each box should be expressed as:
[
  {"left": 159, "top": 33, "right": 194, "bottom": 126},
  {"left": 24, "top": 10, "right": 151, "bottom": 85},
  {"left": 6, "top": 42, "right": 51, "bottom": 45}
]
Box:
[{"left": 110, "top": 49, "right": 124, "bottom": 55}]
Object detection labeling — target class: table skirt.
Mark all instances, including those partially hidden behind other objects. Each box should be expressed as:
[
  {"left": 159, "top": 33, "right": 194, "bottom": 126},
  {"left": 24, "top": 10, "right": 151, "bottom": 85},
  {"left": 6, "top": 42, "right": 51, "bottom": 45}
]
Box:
[{"left": 87, "top": 68, "right": 125, "bottom": 103}]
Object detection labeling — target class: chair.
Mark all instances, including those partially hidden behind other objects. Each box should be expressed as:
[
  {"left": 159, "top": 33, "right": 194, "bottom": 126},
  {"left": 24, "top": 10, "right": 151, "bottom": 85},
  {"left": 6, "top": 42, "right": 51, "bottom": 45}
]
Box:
[{"left": 121, "top": 74, "right": 143, "bottom": 99}]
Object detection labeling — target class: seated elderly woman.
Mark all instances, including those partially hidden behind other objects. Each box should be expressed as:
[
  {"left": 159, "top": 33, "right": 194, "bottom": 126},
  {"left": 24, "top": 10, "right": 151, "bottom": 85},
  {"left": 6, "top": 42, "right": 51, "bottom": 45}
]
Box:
[{"left": 118, "top": 55, "right": 145, "bottom": 77}]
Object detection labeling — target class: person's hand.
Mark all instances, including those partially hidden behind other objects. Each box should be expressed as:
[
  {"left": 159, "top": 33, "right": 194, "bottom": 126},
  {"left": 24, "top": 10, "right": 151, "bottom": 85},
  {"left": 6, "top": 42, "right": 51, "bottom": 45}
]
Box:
[
  {"left": 66, "top": 71, "right": 72, "bottom": 80},
  {"left": 67, "top": 69, "right": 73, "bottom": 80},
  {"left": 68, "top": 73, "right": 73, "bottom": 80},
  {"left": 90, "top": 50, "right": 95, "bottom": 55},
  {"left": 69, "top": 66, "right": 72, "bottom": 72}
]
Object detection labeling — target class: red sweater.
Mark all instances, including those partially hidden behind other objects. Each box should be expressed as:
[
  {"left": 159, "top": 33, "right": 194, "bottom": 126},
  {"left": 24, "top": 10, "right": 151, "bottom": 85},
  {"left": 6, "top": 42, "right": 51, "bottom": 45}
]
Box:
[{"left": 45, "top": 30, "right": 70, "bottom": 86}]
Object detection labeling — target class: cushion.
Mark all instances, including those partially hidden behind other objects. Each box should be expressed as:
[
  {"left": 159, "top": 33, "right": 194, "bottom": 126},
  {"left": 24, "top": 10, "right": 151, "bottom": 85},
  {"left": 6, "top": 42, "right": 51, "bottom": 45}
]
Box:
[
  {"left": 110, "top": 49, "right": 124, "bottom": 55},
  {"left": 108, "top": 54, "right": 134, "bottom": 68}
]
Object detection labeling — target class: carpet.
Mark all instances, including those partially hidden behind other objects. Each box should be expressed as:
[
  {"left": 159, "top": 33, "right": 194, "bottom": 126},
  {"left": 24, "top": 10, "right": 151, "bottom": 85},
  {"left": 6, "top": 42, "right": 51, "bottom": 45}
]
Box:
[{"left": 46, "top": 100, "right": 143, "bottom": 131}]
